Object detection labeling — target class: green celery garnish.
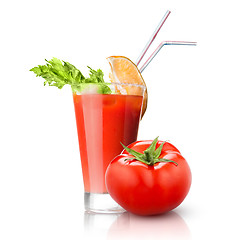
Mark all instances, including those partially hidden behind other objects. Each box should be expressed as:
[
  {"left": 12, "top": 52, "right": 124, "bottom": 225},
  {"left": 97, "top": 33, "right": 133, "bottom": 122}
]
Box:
[{"left": 30, "top": 57, "right": 112, "bottom": 94}]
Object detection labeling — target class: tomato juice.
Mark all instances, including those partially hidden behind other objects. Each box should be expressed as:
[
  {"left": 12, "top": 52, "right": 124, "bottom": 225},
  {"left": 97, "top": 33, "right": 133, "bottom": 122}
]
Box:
[{"left": 73, "top": 93, "right": 143, "bottom": 193}]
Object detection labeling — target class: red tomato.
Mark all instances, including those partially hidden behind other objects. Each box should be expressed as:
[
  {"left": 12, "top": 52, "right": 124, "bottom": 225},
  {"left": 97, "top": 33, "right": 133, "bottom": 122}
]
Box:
[{"left": 105, "top": 138, "right": 192, "bottom": 216}]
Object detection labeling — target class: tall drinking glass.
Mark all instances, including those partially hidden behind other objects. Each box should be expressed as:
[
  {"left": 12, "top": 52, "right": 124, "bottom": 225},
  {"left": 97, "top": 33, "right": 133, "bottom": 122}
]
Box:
[{"left": 73, "top": 82, "right": 146, "bottom": 213}]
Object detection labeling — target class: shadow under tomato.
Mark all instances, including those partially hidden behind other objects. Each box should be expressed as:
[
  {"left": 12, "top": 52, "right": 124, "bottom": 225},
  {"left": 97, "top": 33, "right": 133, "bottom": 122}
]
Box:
[{"left": 107, "top": 211, "right": 191, "bottom": 240}]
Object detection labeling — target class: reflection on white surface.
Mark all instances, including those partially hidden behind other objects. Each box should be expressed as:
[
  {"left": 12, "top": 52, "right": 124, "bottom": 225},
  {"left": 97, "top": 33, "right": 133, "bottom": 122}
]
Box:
[
  {"left": 84, "top": 210, "right": 191, "bottom": 240},
  {"left": 84, "top": 211, "right": 129, "bottom": 239}
]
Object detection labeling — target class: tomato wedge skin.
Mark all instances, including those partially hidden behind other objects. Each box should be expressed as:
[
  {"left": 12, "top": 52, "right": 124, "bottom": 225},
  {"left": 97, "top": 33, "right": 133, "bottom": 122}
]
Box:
[{"left": 105, "top": 140, "right": 192, "bottom": 216}]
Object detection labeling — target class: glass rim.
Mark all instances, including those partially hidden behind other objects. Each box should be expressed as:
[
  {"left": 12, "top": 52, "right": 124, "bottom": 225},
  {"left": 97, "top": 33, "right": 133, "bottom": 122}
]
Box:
[{"left": 73, "top": 82, "right": 146, "bottom": 89}]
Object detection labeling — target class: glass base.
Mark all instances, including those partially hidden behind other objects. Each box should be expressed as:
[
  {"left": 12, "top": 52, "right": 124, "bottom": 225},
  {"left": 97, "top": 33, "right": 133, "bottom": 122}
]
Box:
[{"left": 84, "top": 192, "right": 126, "bottom": 213}]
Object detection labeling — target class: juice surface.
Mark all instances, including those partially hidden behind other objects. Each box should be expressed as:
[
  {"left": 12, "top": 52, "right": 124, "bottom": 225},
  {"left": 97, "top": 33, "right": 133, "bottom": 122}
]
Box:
[{"left": 73, "top": 93, "right": 143, "bottom": 193}]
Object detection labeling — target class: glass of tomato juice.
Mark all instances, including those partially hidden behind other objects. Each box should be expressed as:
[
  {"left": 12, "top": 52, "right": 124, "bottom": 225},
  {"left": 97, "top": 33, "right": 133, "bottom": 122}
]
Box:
[{"left": 73, "top": 82, "right": 146, "bottom": 213}]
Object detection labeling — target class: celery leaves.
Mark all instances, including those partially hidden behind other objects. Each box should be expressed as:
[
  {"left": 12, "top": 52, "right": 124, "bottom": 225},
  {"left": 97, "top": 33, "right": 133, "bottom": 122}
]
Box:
[{"left": 30, "top": 58, "right": 111, "bottom": 94}]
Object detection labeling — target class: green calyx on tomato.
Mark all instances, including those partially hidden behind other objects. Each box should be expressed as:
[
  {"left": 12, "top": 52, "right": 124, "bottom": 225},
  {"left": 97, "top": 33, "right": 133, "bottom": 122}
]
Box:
[{"left": 121, "top": 137, "right": 178, "bottom": 166}]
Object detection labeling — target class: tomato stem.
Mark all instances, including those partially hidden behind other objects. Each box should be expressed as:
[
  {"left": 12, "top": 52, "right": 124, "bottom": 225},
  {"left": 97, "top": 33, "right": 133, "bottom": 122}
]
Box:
[
  {"left": 143, "top": 150, "right": 154, "bottom": 165},
  {"left": 121, "top": 137, "right": 178, "bottom": 166}
]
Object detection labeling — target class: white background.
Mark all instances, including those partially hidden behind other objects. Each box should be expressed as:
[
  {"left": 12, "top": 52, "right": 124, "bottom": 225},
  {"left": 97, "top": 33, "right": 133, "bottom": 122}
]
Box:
[{"left": 0, "top": 0, "right": 239, "bottom": 239}]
